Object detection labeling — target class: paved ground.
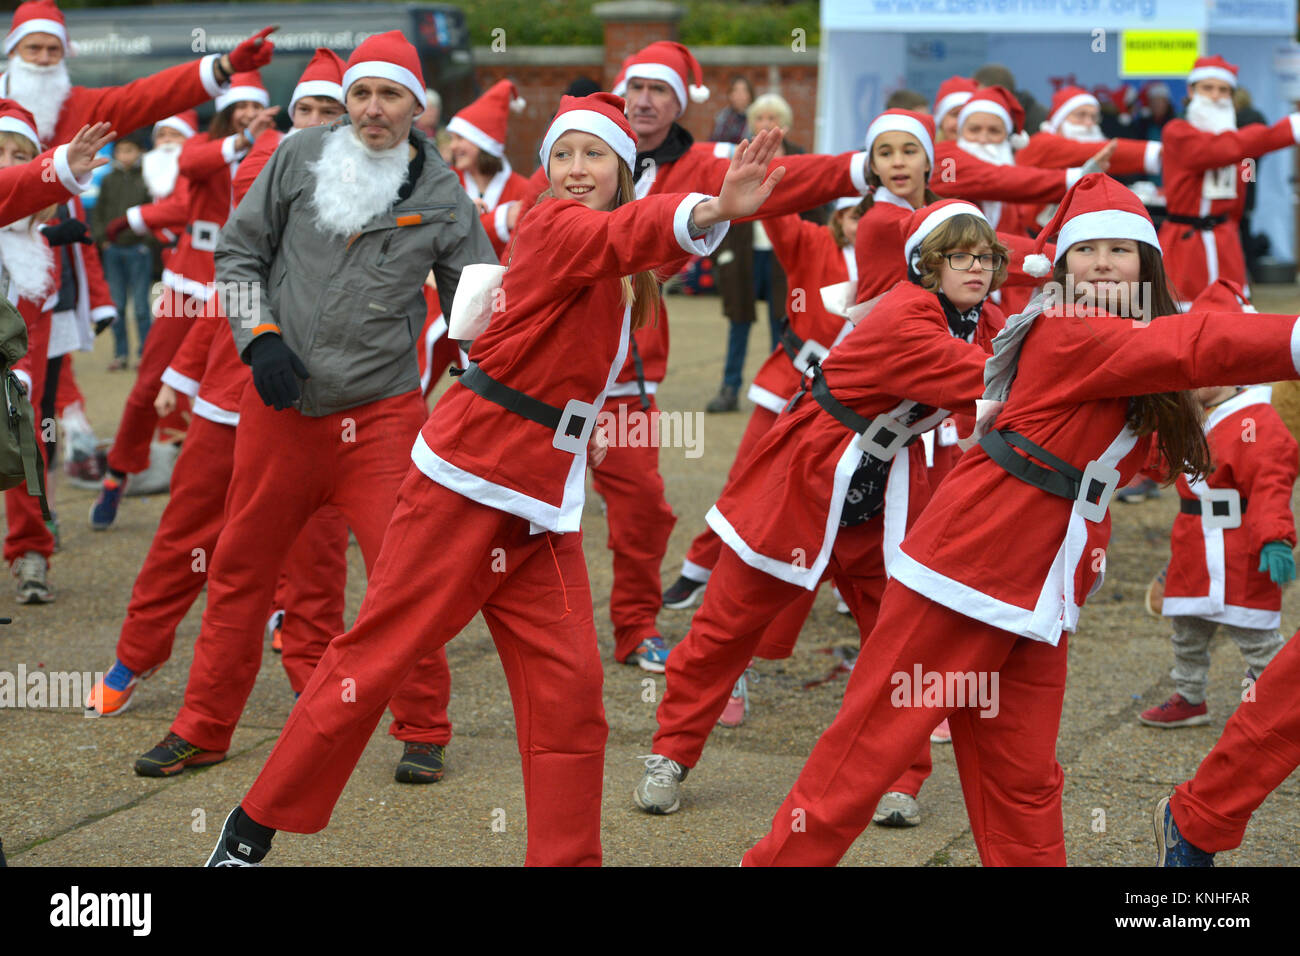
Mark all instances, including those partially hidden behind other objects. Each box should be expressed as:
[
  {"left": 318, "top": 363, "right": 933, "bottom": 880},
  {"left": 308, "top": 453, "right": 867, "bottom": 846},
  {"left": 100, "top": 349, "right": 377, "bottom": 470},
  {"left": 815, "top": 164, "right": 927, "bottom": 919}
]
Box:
[{"left": 4, "top": 287, "right": 1300, "bottom": 867}]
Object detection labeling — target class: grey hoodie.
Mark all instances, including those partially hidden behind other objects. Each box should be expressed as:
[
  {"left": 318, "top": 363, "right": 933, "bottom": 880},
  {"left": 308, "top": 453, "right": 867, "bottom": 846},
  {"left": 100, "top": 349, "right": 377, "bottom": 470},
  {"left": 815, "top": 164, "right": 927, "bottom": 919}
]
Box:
[{"left": 216, "top": 117, "right": 495, "bottom": 416}]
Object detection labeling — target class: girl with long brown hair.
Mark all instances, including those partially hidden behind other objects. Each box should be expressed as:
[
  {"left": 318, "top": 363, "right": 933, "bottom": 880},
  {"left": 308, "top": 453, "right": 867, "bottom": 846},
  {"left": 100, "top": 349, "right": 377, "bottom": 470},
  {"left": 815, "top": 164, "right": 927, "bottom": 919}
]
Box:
[{"left": 741, "top": 173, "right": 1300, "bottom": 866}]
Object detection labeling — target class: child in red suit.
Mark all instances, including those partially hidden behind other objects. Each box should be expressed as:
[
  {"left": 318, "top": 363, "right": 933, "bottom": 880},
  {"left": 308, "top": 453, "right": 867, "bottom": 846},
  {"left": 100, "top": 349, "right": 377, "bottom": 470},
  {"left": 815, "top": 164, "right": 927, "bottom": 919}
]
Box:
[
  {"left": 1140, "top": 279, "right": 1297, "bottom": 729},
  {"left": 633, "top": 199, "right": 1007, "bottom": 827}
]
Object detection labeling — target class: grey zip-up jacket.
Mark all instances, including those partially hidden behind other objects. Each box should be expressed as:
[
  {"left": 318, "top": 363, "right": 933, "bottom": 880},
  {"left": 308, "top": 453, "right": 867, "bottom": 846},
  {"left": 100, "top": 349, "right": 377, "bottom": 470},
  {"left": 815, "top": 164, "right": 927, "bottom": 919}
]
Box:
[{"left": 216, "top": 118, "right": 496, "bottom": 416}]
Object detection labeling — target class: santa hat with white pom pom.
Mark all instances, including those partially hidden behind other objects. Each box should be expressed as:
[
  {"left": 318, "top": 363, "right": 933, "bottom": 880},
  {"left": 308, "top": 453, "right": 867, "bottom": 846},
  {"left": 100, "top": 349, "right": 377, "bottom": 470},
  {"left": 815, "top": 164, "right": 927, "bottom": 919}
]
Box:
[
  {"left": 612, "top": 41, "right": 710, "bottom": 117},
  {"left": 1021, "top": 172, "right": 1160, "bottom": 278},
  {"left": 446, "top": 79, "right": 527, "bottom": 159}
]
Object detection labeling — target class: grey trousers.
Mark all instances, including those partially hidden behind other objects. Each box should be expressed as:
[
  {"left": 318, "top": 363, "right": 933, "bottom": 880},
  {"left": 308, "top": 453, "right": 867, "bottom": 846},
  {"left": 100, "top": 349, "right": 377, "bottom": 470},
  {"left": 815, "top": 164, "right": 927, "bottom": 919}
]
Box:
[{"left": 1169, "top": 615, "right": 1286, "bottom": 704}]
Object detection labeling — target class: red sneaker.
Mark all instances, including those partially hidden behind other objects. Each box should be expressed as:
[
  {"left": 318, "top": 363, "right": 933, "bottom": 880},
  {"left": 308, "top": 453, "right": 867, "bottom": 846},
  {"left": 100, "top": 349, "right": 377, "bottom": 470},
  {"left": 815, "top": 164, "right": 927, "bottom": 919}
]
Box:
[{"left": 1139, "top": 693, "right": 1210, "bottom": 728}]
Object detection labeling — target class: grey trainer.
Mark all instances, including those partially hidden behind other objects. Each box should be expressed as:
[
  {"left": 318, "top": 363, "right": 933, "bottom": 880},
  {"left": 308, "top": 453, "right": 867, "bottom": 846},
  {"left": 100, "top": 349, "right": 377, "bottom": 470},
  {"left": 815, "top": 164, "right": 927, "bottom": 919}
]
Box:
[
  {"left": 12, "top": 551, "right": 52, "bottom": 604},
  {"left": 633, "top": 754, "right": 688, "bottom": 814},
  {"left": 873, "top": 791, "right": 921, "bottom": 827}
]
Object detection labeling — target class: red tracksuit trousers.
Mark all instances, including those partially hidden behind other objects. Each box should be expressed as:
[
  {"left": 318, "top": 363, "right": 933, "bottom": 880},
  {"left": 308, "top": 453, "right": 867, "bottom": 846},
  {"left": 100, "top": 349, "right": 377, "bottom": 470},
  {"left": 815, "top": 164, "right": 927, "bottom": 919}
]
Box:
[
  {"left": 652, "top": 523, "right": 933, "bottom": 798},
  {"left": 1172, "top": 627, "right": 1300, "bottom": 852},
  {"left": 110, "top": 417, "right": 439, "bottom": 730},
  {"left": 744, "top": 579, "right": 1069, "bottom": 866},
  {"left": 171, "top": 389, "right": 451, "bottom": 751},
  {"left": 590, "top": 394, "right": 677, "bottom": 661},
  {"left": 106, "top": 287, "right": 192, "bottom": 476},
  {"left": 679, "top": 404, "right": 821, "bottom": 661},
  {"left": 4, "top": 307, "right": 54, "bottom": 563},
  {"left": 243, "top": 474, "right": 608, "bottom": 866},
  {"left": 270, "top": 505, "right": 348, "bottom": 696}
]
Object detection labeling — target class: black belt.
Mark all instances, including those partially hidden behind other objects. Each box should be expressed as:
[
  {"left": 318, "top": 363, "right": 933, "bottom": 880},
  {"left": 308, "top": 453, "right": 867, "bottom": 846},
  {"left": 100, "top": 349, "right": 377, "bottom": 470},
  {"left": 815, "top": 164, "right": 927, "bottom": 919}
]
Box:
[
  {"left": 1181, "top": 496, "right": 1247, "bottom": 516},
  {"left": 452, "top": 362, "right": 593, "bottom": 445},
  {"left": 1166, "top": 213, "right": 1228, "bottom": 231},
  {"left": 979, "top": 429, "right": 1085, "bottom": 501},
  {"left": 809, "top": 363, "right": 871, "bottom": 434},
  {"left": 779, "top": 318, "right": 805, "bottom": 364},
  {"left": 628, "top": 338, "right": 650, "bottom": 411}
]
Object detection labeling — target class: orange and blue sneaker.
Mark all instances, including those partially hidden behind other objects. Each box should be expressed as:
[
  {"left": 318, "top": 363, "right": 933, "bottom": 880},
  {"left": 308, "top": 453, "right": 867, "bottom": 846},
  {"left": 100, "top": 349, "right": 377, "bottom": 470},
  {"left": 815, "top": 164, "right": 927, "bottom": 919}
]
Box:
[
  {"left": 85, "top": 659, "right": 156, "bottom": 717},
  {"left": 266, "top": 609, "right": 284, "bottom": 653},
  {"left": 133, "top": 732, "right": 226, "bottom": 777},
  {"left": 89, "top": 476, "right": 124, "bottom": 531},
  {"left": 624, "top": 636, "right": 670, "bottom": 673}
]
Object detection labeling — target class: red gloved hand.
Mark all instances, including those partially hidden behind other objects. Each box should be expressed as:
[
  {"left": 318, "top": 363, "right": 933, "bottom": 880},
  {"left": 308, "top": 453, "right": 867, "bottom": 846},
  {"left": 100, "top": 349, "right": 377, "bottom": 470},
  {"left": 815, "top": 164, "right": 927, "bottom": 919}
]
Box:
[
  {"left": 105, "top": 216, "right": 129, "bottom": 243},
  {"left": 228, "top": 26, "right": 277, "bottom": 72}
]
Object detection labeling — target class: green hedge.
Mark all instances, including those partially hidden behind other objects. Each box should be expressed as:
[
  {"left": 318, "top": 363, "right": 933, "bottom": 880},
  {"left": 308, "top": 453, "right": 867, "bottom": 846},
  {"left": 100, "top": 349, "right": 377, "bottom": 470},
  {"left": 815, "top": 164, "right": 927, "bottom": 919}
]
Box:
[
  {"left": 57, "top": 1, "right": 819, "bottom": 46},
  {"left": 465, "top": 1, "right": 820, "bottom": 46}
]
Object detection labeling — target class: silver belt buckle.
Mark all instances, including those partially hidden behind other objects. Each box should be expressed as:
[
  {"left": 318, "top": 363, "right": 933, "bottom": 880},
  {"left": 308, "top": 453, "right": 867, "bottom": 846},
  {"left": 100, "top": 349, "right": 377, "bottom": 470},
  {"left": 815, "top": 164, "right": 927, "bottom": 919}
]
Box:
[
  {"left": 854, "top": 414, "right": 911, "bottom": 461},
  {"left": 1075, "top": 460, "right": 1121, "bottom": 522},
  {"left": 793, "top": 338, "right": 829, "bottom": 374},
  {"left": 553, "top": 398, "right": 599, "bottom": 455},
  {"left": 1200, "top": 487, "right": 1242, "bottom": 530},
  {"left": 191, "top": 220, "right": 220, "bottom": 252}
]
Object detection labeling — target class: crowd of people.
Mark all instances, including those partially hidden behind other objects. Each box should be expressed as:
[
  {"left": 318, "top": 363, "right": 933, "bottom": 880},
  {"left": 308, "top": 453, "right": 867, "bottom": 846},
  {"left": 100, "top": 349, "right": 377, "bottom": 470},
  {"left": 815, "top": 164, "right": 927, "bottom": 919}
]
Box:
[{"left": 3, "top": 0, "right": 1300, "bottom": 867}]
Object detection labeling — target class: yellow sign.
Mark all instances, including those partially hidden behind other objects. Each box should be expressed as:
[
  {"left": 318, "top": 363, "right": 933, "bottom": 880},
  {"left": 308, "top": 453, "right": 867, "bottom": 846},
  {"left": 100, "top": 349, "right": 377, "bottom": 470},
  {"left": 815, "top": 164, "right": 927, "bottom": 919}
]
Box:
[{"left": 1121, "top": 31, "right": 1202, "bottom": 78}]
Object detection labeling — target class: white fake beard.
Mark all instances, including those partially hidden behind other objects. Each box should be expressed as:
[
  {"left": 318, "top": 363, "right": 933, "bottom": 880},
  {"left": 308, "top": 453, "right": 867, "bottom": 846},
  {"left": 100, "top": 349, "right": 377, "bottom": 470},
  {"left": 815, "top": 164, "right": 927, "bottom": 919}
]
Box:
[
  {"left": 1186, "top": 94, "right": 1237, "bottom": 134},
  {"left": 309, "top": 127, "right": 409, "bottom": 237},
  {"left": 141, "top": 143, "right": 182, "bottom": 199},
  {"left": 1059, "top": 120, "right": 1105, "bottom": 142},
  {"left": 956, "top": 137, "right": 1014, "bottom": 166},
  {"left": 0, "top": 217, "right": 55, "bottom": 304},
  {"left": 5, "top": 57, "right": 71, "bottom": 143}
]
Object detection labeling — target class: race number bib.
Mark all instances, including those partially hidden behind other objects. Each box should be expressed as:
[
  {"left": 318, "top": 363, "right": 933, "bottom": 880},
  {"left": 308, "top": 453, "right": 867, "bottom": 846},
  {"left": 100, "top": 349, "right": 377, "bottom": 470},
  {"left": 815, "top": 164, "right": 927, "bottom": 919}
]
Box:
[{"left": 1202, "top": 165, "right": 1237, "bottom": 202}]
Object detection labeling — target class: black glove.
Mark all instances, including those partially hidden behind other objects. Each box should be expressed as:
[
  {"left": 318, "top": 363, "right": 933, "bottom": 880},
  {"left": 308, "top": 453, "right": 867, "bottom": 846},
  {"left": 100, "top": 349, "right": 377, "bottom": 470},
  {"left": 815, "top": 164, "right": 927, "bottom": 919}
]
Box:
[
  {"left": 94, "top": 315, "right": 116, "bottom": 335},
  {"left": 40, "top": 219, "right": 92, "bottom": 247},
  {"left": 248, "top": 333, "right": 310, "bottom": 410}
]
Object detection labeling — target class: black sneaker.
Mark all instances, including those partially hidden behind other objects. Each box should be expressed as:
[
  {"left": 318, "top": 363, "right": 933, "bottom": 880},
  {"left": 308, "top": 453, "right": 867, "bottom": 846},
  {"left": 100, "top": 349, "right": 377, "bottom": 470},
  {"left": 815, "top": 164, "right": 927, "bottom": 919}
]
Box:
[
  {"left": 662, "top": 574, "right": 707, "bottom": 609},
  {"left": 394, "top": 742, "right": 446, "bottom": 784},
  {"left": 204, "top": 808, "right": 268, "bottom": 867},
  {"left": 134, "top": 732, "right": 226, "bottom": 777}
]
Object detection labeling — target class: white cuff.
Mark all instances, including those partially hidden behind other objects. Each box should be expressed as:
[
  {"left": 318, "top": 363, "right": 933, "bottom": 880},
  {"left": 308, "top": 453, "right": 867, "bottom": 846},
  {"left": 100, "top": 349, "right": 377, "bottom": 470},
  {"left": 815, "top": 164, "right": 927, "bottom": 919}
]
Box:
[
  {"left": 125, "top": 205, "right": 148, "bottom": 236},
  {"left": 1290, "top": 317, "right": 1300, "bottom": 374},
  {"left": 1065, "top": 166, "right": 1084, "bottom": 187},
  {"left": 52, "top": 144, "right": 93, "bottom": 194},
  {"left": 13, "top": 369, "right": 31, "bottom": 394},
  {"left": 674, "top": 193, "right": 728, "bottom": 256},
  {"left": 200, "top": 54, "right": 226, "bottom": 98},
  {"left": 493, "top": 203, "right": 513, "bottom": 244},
  {"left": 91, "top": 304, "right": 117, "bottom": 323},
  {"left": 849, "top": 150, "right": 871, "bottom": 194},
  {"left": 161, "top": 366, "right": 201, "bottom": 397},
  {"left": 1143, "top": 141, "right": 1162, "bottom": 176},
  {"left": 221, "top": 134, "right": 249, "bottom": 164},
  {"left": 1288, "top": 113, "right": 1300, "bottom": 143}
]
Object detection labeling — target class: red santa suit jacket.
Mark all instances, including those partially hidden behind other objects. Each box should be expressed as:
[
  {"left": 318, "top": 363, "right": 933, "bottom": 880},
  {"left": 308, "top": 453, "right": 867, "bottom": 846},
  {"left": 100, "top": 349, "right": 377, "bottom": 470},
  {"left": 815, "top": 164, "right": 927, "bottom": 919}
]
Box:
[
  {"left": 746, "top": 212, "right": 856, "bottom": 414},
  {"left": 891, "top": 306, "right": 1300, "bottom": 647},
  {"left": 458, "top": 162, "right": 533, "bottom": 260},
  {"left": 127, "top": 176, "right": 191, "bottom": 269},
  {"left": 1161, "top": 386, "right": 1298, "bottom": 629},
  {"left": 853, "top": 187, "right": 1048, "bottom": 307},
  {"left": 161, "top": 132, "right": 276, "bottom": 426},
  {"left": 1015, "top": 131, "right": 1159, "bottom": 230},
  {"left": 708, "top": 280, "right": 1003, "bottom": 590},
  {"left": 1159, "top": 116, "right": 1300, "bottom": 303},
  {"left": 0, "top": 144, "right": 93, "bottom": 227},
  {"left": 160, "top": 130, "right": 249, "bottom": 300},
  {"left": 0, "top": 56, "right": 226, "bottom": 150},
  {"left": 520, "top": 140, "right": 871, "bottom": 400},
  {"left": 411, "top": 191, "right": 728, "bottom": 533}
]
